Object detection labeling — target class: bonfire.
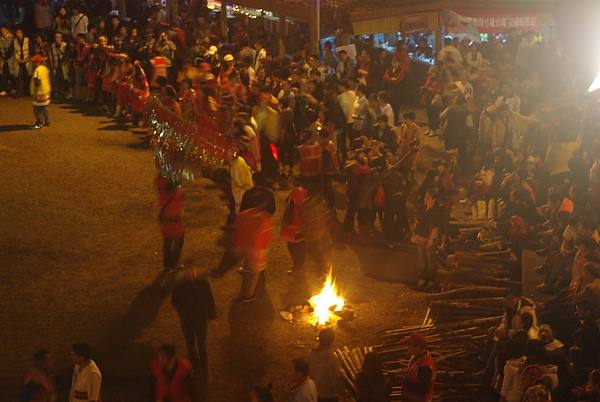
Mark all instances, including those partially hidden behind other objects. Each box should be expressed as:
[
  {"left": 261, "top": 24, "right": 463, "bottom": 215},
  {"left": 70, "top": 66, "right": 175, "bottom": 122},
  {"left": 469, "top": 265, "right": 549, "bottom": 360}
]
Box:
[{"left": 309, "top": 268, "right": 345, "bottom": 325}]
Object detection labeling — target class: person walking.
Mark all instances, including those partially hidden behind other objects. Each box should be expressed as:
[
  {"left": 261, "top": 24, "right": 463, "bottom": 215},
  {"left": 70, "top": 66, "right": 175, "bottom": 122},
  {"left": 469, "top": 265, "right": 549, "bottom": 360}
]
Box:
[
  {"left": 69, "top": 342, "right": 102, "bottom": 402},
  {"left": 232, "top": 188, "right": 274, "bottom": 301},
  {"left": 171, "top": 264, "right": 218, "bottom": 375},
  {"left": 150, "top": 344, "right": 193, "bottom": 402},
  {"left": 280, "top": 175, "right": 308, "bottom": 279},
  {"left": 18, "top": 349, "right": 56, "bottom": 402},
  {"left": 306, "top": 328, "right": 345, "bottom": 402},
  {"left": 30, "top": 54, "right": 51, "bottom": 129},
  {"left": 155, "top": 173, "right": 186, "bottom": 270},
  {"left": 399, "top": 332, "right": 436, "bottom": 402}
]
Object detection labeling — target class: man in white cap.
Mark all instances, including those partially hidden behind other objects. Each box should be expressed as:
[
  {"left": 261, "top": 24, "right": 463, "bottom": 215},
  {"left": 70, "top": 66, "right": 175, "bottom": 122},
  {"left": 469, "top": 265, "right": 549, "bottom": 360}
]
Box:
[
  {"left": 204, "top": 45, "right": 220, "bottom": 74},
  {"left": 219, "top": 54, "right": 235, "bottom": 85}
]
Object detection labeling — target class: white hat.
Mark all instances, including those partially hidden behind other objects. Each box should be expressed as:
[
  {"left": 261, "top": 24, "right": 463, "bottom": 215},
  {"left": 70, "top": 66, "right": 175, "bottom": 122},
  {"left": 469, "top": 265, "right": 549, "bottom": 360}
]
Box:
[
  {"left": 207, "top": 45, "right": 217, "bottom": 55},
  {"left": 223, "top": 54, "right": 234, "bottom": 62}
]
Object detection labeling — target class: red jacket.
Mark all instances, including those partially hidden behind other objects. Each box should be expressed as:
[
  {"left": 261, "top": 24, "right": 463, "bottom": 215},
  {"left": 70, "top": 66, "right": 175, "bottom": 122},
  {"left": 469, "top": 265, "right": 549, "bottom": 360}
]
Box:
[
  {"left": 280, "top": 188, "right": 308, "bottom": 243},
  {"left": 150, "top": 358, "right": 192, "bottom": 402},
  {"left": 155, "top": 175, "right": 186, "bottom": 238},
  {"left": 403, "top": 352, "right": 436, "bottom": 402}
]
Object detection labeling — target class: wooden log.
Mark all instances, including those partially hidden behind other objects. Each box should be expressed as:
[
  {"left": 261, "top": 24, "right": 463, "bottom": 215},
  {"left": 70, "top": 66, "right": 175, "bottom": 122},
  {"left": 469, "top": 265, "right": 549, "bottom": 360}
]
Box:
[{"left": 426, "top": 286, "right": 509, "bottom": 300}]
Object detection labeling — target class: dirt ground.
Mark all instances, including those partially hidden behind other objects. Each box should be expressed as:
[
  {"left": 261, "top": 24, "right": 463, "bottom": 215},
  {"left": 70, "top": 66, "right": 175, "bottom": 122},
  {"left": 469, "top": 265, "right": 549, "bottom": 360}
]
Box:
[{"left": 0, "top": 98, "right": 441, "bottom": 401}]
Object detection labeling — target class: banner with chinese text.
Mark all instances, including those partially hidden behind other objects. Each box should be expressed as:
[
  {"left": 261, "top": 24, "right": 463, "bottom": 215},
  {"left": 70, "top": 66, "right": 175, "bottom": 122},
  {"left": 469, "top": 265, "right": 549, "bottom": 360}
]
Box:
[{"left": 454, "top": 9, "right": 541, "bottom": 33}]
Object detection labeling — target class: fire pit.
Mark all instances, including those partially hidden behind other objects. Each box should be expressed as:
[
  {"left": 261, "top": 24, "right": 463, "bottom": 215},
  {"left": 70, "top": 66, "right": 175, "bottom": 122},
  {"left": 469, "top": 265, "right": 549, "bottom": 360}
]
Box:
[
  {"left": 309, "top": 268, "right": 345, "bottom": 325},
  {"left": 280, "top": 268, "right": 355, "bottom": 326}
]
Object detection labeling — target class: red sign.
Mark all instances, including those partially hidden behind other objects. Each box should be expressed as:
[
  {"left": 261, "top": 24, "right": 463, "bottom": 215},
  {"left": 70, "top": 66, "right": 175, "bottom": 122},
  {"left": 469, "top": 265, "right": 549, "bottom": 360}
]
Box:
[{"left": 454, "top": 9, "right": 541, "bottom": 33}]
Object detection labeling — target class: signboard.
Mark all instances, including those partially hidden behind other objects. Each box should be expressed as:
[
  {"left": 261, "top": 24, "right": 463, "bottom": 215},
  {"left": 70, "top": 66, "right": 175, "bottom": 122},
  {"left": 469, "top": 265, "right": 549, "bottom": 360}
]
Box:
[
  {"left": 400, "top": 15, "right": 431, "bottom": 34},
  {"left": 454, "top": 9, "right": 541, "bottom": 33}
]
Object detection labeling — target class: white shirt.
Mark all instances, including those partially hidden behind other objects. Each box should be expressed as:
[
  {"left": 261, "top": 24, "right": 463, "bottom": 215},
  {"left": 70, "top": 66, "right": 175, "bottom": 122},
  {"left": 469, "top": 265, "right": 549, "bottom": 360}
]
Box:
[
  {"left": 380, "top": 103, "right": 394, "bottom": 127},
  {"left": 338, "top": 90, "right": 357, "bottom": 124},
  {"left": 70, "top": 360, "right": 102, "bottom": 402},
  {"left": 352, "top": 95, "right": 368, "bottom": 130},
  {"left": 71, "top": 14, "right": 89, "bottom": 36},
  {"left": 289, "top": 378, "right": 318, "bottom": 402},
  {"left": 438, "top": 45, "right": 463, "bottom": 64}
]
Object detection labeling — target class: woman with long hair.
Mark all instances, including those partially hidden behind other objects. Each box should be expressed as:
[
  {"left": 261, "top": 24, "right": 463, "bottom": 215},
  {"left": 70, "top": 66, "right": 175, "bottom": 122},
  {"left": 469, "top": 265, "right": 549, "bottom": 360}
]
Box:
[{"left": 356, "top": 351, "right": 392, "bottom": 401}]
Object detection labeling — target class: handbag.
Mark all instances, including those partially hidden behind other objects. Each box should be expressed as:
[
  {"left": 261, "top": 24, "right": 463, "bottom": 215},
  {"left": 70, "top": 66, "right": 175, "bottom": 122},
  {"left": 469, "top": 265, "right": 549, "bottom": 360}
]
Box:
[{"left": 430, "top": 94, "right": 442, "bottom": 108}]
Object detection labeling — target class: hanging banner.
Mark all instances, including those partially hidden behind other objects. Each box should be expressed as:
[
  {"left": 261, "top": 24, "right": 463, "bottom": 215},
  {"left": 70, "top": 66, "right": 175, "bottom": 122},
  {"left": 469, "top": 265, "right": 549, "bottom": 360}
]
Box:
[
  {"left": 443, "top": 9, "right": 480, "bottom": 39},
  {"left": 454, "top": 9, "right": 541, "bottom": 33}
]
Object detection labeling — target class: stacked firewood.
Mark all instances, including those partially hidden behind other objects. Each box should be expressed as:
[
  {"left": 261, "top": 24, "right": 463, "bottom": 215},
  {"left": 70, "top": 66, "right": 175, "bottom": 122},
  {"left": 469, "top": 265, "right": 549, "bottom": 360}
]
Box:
[
  {"left": 375, "top": 317, "right": 500, "bottom": 401},
  {"left": 334, "top": 346, "right": 372, "bottom": 398}
]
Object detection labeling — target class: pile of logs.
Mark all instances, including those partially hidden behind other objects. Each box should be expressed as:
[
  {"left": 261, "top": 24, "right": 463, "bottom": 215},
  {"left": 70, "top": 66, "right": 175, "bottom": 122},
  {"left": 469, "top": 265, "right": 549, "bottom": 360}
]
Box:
[
  {"left": 375, "top": 317, "right": 501, "bottom": 401},
  {"left": 334, "top": 346, "right": 372, "bottom": 398}
]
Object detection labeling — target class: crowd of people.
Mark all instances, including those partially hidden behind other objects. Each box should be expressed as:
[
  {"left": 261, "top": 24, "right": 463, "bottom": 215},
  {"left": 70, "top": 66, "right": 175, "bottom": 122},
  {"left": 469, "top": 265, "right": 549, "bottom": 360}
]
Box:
[{"left": 5, "top": 0, "right": 600, "bottom": 400}]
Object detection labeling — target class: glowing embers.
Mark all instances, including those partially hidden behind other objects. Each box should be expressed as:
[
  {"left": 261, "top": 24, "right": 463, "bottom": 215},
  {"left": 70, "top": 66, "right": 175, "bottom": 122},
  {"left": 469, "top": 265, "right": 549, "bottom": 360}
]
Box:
[{"left": 309, "top": 268, "right": 345, "bottom": 325}]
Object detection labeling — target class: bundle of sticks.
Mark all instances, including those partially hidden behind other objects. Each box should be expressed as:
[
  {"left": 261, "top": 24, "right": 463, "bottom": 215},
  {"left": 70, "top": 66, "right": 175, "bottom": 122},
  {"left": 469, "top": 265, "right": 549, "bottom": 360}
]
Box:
[
  {"left": 334, "top": 346, "right": 372, "bottom": 398},
  {"left": 372, "top": 316, "right": 501, "bottom": 401}
]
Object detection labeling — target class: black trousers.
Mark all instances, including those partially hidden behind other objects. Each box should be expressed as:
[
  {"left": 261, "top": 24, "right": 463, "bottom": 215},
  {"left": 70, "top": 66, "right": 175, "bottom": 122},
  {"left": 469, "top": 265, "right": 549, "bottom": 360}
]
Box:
[
  {"left": 15, "top": 63, "right": 29, "bottom": 97},
  {"left": 287, "top": 241, "right": 306, "bottom": 277},
  {"left": 179, "top": 316, "right": 208, "bottom": 373},
  {"left": 162, "top": 236, "right": 184, "bottom": 270},
  {"left": 383, "top": 195, "right": 410, "bottom": 241}
]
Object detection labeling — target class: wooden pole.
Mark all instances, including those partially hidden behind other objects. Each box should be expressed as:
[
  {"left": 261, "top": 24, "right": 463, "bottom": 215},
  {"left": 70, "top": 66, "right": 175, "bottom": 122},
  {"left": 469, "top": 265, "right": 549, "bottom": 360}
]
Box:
[
  {"left": 278, "top": 14, "right": 286, "bottom": 59},
  {"left": 435, "top": 10, "right": 443, "bottom": 59},
  {"left": 309, "top": 0, "right": 320, "bottom": 55},
  {"left": 221, "top": 0, "right": 228, "bottom": 42}
]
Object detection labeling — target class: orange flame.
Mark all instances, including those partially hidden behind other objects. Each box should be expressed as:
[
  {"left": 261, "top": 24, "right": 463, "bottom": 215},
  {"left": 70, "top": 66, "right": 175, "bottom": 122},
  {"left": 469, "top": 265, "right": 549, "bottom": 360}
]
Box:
[{"left": 309, "top": 268, "right": 345, "bottom": 325}]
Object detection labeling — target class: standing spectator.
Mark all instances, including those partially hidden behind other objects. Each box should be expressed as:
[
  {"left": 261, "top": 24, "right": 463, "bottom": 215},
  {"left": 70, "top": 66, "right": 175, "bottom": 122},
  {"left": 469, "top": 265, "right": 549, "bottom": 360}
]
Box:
[
  {"left": 288, "top": 359, "right": 318, "bottom": 402},
  {"left": 13, "top": 27, "right": 31, "bottom": 98},
  {"left": 0, "top": 26, "right": 15, "bottom": 96},
  {"left": 72, "top": 34, "right": 91, "bottom": 100},
  {"left": 336, "top": 50, "right": 355, "bottom": 80},
  {"left": 298, "top": 130, "right": 323, "bottom": 186},
  {"left": 321, "top": 41, "right": 337, "bottom": 75},
  {"left": 70, "top": 5, "right": 89, "bottom": 37},
  {"left": 372, "top": 115, "right": 397, "bottom": 151},
  {"left": 441, "top": 95, "right": 472, "bottom": 170},
  {"left": 420, "top": 65, "right": 443, "bottom": 136},
  {"left": 230, "top": 144, "right": 254, "bottom": 215},
  {"left": 129, "top": 61, "right": 149, "bottom": 128},
  {"left": 414, "top": 189, "right": 442, "bottom": 290},
  {"left": 306, "top": 328, "right": 345, "bottom": 402},
  {"left": 18, "top": 349, "right": 56, "bottom": 402},
  {"left": 377, "top": 92, "right": 394, "bottom": 128},
  {"left": 155, "top": 173, "right": 186, "bottom": 271},
  {"left": 171, "top": 264, "right": 218, "bottom": 375},
  {"left": 49, "top": 32, "right": 68, "bottom": 98},
  {"left": 397, "top": 111, "right": 420, "bottom": 170},
  {"left": 319, "top": 127, "right": 339, "bottom": 208},
  {"left": 52, "top": 7, "right": 71, "bottom": 40},
  {"left": 371, "top": 48, "right": 388, "bottom": 92},
  {"left": 355, "top": 351, "right": 392, "bottom": 402},
  {"left": 337, "top": 79, "right": 357, "bottom": 155},
  {"left": 30, "top": 54, "right": 51, "bottom": 129},
  {"left": 400, "top": 332, "right": 436, "bottom": 402},
  {"left": 383, "top": 57, "right": 405, "bottom": 122},
  {"left": 438, "top": 37, "right": 463, "bottom": 65},
  {"left": 232, "top": 188, "right": 274, "bottom": 302},
  {"left": 466, "top": 44, "right": 483, "bottom": 73},
  {"left": 150, "top": 344, "right": 193, "bottom": 402},
  {"left": 111, "top": 25, "right": 127, "bottom": 52},
  {"left": 69, "top": 342, "right": 102, "bottom": 402},
  {"left": 351, "top": 84, "right": 368, "bottom": 141}
]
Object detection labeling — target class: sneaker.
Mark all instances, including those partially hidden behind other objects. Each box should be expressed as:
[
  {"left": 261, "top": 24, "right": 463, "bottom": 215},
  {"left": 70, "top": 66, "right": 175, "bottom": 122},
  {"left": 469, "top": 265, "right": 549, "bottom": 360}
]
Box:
[
  {"left": 238, "top": 267, "right": 250, "bottom": 275},
  {"left": 241, "top": 295, "right": 256, "bottom": 302},
  {"left": 0, "top": 91, "right": 7, "bottom": 96},
  {"left": 286, "top": 270, "right": 294, "bottom": 276},
  {"left": 535, "top": 248, "right": 547, "bottom": 257},
  {"left": 33, "top": 125, "right": 42, "bottom": 129},
  {"left": 534, "top": 265, "right": 549, "bottom": 275},
  {"left": 65, "top": 94, "right": 73, "bottom": 99},
  {"left": 416, "top": 279, "right": 427, "bottom": 289}
]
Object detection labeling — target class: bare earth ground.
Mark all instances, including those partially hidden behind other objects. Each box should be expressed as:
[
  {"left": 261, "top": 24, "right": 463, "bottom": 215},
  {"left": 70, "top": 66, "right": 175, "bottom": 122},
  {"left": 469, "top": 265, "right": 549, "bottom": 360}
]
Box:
[{"left": 0, "top": 98, "right": 440, "bottom": 401}]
